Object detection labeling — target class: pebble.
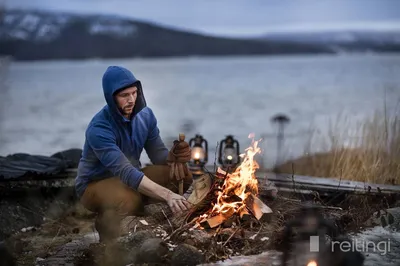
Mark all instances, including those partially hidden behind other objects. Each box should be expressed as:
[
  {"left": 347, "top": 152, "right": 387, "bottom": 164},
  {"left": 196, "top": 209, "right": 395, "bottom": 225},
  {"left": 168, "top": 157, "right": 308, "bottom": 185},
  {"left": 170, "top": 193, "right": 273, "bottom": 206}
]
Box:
[
  {"left": 136, "top": 238, "right": 169, "bottom": 264},
  {"left": 21, "top": 226, "right": 35, "bottom": 233},
  {"left": 120, "top": 230, "right": 155, "bottom": 247},
  {"left": 171, "top": 244, "right": 205, "bottom": 266}
]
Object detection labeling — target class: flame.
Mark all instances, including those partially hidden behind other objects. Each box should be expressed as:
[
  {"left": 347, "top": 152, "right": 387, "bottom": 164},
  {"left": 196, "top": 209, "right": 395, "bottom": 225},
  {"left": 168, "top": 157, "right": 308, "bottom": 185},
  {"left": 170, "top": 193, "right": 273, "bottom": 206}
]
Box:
[
  {"left": 204, "top": 135, "right": 262, "bottom": 218},
  {"left": 307, "top": 260, "right": 317, "bottom": 266}
]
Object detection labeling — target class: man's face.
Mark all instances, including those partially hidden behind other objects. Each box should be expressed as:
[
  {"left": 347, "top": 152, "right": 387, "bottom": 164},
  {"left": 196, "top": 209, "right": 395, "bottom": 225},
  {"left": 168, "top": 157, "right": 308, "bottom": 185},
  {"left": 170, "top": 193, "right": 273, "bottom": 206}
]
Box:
[{"left": 114, "top": 86, "right": 138, "bottom": 117}]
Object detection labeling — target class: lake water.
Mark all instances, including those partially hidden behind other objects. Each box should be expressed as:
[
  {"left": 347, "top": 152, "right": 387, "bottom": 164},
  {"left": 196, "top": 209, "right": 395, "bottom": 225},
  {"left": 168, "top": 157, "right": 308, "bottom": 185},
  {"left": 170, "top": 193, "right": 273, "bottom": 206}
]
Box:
[
  {"left": 0, "top": 54, "right": 399, "bottom": 264},
  {"left": 1, "top": 53, "right": 399, "bottom": 166}
]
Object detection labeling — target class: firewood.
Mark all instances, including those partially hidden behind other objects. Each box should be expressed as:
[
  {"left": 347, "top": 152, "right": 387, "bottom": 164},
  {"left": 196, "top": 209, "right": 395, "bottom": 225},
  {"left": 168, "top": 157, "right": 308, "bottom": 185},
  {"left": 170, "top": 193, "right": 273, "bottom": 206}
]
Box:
[
  {"left": 200, "top": 214, "right": 226, "bottom": 229},
  {"left": 200, "top": 208, "right": 235, "bottom": 229},
  {"left": 239, "top": 207, "right": 251, "bottom": 221},
  {"left": 245, "top": 194, "right": 273, "bottom": 222}
]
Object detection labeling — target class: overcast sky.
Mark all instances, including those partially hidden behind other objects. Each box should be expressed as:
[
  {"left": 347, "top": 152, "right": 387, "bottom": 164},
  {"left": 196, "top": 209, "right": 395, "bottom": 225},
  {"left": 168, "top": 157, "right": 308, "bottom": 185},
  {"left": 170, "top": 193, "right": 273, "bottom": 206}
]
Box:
[{"left": 5, "top": 0, "right": 400, "bottom": 36}]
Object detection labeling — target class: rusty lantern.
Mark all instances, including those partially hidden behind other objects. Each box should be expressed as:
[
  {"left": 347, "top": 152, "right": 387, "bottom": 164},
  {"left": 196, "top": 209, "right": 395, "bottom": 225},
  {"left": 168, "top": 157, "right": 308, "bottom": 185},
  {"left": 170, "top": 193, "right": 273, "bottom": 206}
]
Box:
[
  {"left": 218, "top": 135, "right": 240, "bottom": 169},
  {"left": 189, "top": 134, "right": 208, "bottom": 167}
]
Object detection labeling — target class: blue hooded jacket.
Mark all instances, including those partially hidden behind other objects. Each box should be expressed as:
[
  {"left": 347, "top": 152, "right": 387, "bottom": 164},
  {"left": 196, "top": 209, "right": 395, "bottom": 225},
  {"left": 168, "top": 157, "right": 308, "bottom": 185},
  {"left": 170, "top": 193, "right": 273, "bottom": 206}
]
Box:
[{"left": 75, "top": 66, "right": 169, "bottom": 198}]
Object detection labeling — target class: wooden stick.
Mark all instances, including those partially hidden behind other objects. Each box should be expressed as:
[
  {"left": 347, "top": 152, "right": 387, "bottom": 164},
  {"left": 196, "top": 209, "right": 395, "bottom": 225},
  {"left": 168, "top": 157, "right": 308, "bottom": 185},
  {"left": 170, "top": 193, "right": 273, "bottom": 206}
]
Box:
[
  {"left": 179, "top": 181, "right": 184, "bottom": 196},
  {"left": 222, "top": 227, "right": 241, "bottom": 247},
  {"left": 178, "top": 133, "right": 185, "bottom": 195},
  {"left": 164, "top": 218, "right": 196, "bottom": 241}
]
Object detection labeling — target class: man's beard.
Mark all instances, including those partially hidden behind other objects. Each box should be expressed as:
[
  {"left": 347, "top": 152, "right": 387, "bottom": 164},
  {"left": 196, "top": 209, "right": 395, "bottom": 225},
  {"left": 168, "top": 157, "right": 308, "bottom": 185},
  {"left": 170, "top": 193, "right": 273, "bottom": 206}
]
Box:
[{"left": 120, "top": 105, "right": 134, "bottom": 116}]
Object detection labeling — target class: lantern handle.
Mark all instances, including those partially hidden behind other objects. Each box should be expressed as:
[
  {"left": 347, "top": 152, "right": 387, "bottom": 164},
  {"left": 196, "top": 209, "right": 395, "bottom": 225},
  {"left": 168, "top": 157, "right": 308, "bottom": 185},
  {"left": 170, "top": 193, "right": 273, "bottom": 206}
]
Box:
[
  {"left": 218, "top": 138, "right": 226, "bottom": 165},
  {"left": 203, "top": 139, "right": 208, "bottom": 164},
  {"left": 189, "top": 138, "right": 195, "bottom": 147},
  {"left": 234, "top": 139, "right": 240, "bottom": 165}
]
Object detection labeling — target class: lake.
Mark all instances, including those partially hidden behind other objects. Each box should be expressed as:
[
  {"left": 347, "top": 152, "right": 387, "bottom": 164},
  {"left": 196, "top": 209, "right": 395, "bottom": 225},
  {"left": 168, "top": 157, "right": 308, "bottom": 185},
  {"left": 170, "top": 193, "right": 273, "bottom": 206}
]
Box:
[
  {"left": 1, "top": 53, "right": 399, "bottom": 166},
  {"left": 0, "top": 53, "right": 399, "bottom": 265}
]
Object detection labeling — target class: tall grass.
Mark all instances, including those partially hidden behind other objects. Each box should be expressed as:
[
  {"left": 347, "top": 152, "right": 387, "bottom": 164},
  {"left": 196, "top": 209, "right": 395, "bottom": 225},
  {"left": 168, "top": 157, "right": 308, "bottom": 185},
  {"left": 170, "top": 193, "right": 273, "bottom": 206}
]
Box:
[{"left": 276, "top": 107, "right": 400, "bottom": 185}]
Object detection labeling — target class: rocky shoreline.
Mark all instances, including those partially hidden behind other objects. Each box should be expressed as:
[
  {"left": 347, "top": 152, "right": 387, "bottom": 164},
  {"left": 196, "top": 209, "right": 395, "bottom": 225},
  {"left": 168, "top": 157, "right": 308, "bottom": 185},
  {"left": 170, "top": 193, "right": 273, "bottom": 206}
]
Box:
[
  {"left": 2, "top": 191, "right": 398, "bottom": 265},
  {"left": 1, "top": 168, "right": 399, "bottom": 265}
]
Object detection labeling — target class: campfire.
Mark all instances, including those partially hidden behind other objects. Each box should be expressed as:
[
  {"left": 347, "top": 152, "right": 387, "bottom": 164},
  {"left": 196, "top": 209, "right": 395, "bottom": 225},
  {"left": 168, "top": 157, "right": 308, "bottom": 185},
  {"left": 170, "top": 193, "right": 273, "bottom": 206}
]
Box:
[{"left": 194, "top": 135, "right": 273, "bottom": 229}]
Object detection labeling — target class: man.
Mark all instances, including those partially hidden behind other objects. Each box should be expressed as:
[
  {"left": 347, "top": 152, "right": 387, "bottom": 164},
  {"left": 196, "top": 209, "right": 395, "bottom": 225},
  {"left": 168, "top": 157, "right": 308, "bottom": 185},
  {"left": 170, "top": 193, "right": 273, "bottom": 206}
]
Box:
[{"left": 75, "top": 66, "right": 192, "bottom": 242}]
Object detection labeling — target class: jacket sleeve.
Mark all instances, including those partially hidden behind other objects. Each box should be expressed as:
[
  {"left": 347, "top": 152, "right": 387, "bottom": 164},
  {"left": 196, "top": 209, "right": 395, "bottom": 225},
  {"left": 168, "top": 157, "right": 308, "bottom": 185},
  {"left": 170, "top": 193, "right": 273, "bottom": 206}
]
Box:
[
  {"left": 86, "top": 124, "right": 144, "bottom": 189},
  {"left": 144, "top": 109, "right": 169, "bottom": 165}
]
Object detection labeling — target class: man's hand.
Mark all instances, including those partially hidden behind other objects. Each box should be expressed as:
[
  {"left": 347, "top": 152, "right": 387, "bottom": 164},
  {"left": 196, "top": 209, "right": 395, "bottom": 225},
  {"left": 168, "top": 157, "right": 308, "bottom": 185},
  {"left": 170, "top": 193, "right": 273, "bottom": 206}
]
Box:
[
  {"left": 138, "top": 175, "right": 192, "bottom": 213},
  {"left": 166, "top": 191, "right": 192, "bottom": 214}
]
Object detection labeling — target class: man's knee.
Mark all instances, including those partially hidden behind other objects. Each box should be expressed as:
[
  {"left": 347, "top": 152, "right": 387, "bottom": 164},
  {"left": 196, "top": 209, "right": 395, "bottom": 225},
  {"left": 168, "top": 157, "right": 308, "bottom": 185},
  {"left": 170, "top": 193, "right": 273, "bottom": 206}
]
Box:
[
  {"left": 80, "top": 187, "right": 99, "bottom": 213},
  {"left": 117, "top": 190, "right": 144, "bottom": 216},
  {"left": 80, "top": 177, "right": 145, "bottom": 216}
]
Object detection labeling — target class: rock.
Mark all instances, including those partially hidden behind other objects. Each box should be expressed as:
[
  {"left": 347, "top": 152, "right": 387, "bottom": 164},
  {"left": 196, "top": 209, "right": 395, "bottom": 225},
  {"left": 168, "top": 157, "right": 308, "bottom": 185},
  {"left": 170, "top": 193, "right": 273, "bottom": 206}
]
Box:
[
  {"left": 136, "top": 238, "right": 169, "bottom": 264},
  {"left": 36, "top": 251, "right": 48, "bottom": 259},
  {"left": 184, "top": 238, "right": 196, "bottom": 246},
  {"left": 144, "top": 203, "right": 171, "bottom": 220},
  {"left": 120, "top": 215, "right": 161, "bottom": 235},
  {"left": 35, "top": 257, "right": 45, "bottom": 263},
  {"left": 119, "top": 230, "right": 155, "bottom": 248},
  {"left": 171, "top": 244, "right": 205, "bottom": 266},
  {"left": 35, "top": 234, "right": 97, "bottom": 266},
  {"left": 0, "top": 241, "right": 16, "bottom": 266},
  {"left": 217, "top": 228, "right": 255, "bottom": 242},
  {"left": 5, "top": 238, "right": 27, "bottom": 255},
  {"left": 366, "top": 207, "right": 400, "bottom": 229},
  {"left": 189, "top": 229, "right": 212, "bottom": 246},
  {"left": 202, "top": 251, "right": 282, "bottom": 266},
  {"left": 120, "top": 216, "right": 143, "bottom": 234},
  {"left": 261, "top": 180, "right": 278, "bottom": 200},
  {"left": 384, "top": 207, "right": 400, "bottom": 229}
]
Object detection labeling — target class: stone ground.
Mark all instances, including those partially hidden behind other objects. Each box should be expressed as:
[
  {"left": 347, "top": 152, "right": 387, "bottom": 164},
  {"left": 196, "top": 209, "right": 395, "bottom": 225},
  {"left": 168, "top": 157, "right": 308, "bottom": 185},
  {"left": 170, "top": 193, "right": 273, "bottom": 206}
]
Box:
[
  {"left": 2, "top": 190, "right": 399, "bottom": 266},
  {"left": 0, "top": 188, "right": 75, "bottom": 240},
  {"left": 3, "top": 203, "right": 95, "bottom": 265},
  {"left": 16, "top": 212, "right": 278, "bottom": 266},
  {"left": 2, "top": 198, "right": 286, "bottom": 266}
]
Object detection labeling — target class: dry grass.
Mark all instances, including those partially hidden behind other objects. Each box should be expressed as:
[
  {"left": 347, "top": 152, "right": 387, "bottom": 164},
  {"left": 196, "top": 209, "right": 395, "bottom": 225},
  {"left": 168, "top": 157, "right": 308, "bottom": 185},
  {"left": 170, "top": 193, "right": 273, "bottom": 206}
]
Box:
[{"left": 276, "top": 108, "right": 400, "bottom": 185}]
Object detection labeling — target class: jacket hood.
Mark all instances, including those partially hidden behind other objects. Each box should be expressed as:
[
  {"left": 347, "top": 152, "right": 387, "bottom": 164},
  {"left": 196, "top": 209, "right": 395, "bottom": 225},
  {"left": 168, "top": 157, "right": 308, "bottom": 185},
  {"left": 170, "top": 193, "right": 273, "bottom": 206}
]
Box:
[{"left": 102, "top": 66, "right": 147, "bottom": 122}]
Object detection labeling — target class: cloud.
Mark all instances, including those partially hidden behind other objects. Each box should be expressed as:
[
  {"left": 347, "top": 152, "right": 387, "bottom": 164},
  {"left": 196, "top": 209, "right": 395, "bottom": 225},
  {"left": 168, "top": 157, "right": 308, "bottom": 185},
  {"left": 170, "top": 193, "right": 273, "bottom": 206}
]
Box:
[{"left": 5, "top": 0, "right": 400, "bottom": 35}]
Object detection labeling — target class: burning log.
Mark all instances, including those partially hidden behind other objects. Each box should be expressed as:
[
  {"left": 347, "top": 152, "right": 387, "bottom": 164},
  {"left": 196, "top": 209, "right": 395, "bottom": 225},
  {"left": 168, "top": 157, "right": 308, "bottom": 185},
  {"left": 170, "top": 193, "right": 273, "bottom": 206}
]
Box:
[
  {"left": 200, "top": 209, "right": 235, "bottom": 229},
  {"left": 200, "top": 214, "right": 226, "bottom": 229},
  {"left": 245, "top": 194, "right": 273, "bottom": 222}
]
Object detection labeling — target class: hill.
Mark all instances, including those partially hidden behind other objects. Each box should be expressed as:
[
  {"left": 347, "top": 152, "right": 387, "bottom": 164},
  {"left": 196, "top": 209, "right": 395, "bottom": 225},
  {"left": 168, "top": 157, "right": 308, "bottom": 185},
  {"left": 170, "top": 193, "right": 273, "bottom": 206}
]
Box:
[
  {"left": 258, "top": 30, "right": 400, "bottom": 53},
  {"left": 0, "top": 9, "right": 331, "bottom": 61}
]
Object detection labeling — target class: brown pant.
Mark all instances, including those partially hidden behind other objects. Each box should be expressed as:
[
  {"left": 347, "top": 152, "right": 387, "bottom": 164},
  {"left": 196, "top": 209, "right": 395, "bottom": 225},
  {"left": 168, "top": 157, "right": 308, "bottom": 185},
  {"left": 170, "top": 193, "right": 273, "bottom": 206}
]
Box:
[{"left": 80, "top": 165, "right": 191, "bottom": 241}]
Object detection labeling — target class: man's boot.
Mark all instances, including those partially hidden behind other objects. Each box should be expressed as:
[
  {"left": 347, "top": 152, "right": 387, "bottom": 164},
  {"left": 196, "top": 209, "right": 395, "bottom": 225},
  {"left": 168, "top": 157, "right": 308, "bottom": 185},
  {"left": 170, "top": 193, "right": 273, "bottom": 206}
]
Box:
[
  {"left": 184, "top": 173, "right": 213, "bottom": 205},
  {"left": 95, "top": 210, "right": 121, "bottom": 244}
]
